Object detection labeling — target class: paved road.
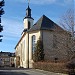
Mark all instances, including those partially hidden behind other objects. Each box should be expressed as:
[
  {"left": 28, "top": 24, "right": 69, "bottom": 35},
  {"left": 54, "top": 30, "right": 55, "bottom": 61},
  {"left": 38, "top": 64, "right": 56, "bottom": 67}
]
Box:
[
  {"left": 0, "top": 70, "right": 28, "bottom": 75},
  {"left": 0, "top": 68, "right": 67, "bottom": 75}
]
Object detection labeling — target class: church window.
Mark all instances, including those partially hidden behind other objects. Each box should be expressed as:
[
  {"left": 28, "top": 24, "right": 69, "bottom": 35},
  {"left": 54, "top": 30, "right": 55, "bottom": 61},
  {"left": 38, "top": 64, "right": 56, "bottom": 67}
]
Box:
[
  {"left": 28, "top": 21, "right": 30, "bottom": 29},
  {"left": 23, "top": 40, "right": 25, "bottom": 61},
  {"left": 32, "top": 35, "right": 36, "bottom": 54}
]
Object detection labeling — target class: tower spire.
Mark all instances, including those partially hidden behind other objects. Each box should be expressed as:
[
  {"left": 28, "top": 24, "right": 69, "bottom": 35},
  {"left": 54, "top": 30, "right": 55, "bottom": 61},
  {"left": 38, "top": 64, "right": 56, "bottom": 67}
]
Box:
[
  {"left": 25, "top": 0, "right": 31, "bottom": 18},
  {"left": 24, "top": 0, "right": 33, "bottom": 20},
  {"left": 23, "top": 0, "right": 34, "bottom": 30},
  {"left": 28, "top": 0, "right": 30, "bottom": 6}
]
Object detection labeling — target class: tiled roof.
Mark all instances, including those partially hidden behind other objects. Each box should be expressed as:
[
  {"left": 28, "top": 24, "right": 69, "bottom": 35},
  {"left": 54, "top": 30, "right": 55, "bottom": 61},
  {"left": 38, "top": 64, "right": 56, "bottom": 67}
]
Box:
[
  {"left": 0, "top": 52, "right": 15, "bottom": 57},
  {"left": 28, "top": 15, "right": 64, "bottom": 32}
]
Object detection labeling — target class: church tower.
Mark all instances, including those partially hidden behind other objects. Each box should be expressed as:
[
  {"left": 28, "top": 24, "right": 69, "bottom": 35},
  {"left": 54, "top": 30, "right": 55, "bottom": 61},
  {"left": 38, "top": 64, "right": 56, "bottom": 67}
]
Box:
[
  {"left": 23, "top": 3, "right": 34, "bottom": 30},
  {"left": 23, "top": 1, "right": 34, "bottom": 68}
]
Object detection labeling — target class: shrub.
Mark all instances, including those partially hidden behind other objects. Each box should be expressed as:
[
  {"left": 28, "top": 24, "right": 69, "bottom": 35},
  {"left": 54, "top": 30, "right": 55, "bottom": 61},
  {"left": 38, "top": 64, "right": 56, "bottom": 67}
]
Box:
[
  {"left": 33, "top": 38, "right": 45, "bottom": 62},
  {"left": 66, "top": 62, "right": 75, "bottom": 75},
  {"left": 33, "top": 61, "right": 67, "bottom": 73}
]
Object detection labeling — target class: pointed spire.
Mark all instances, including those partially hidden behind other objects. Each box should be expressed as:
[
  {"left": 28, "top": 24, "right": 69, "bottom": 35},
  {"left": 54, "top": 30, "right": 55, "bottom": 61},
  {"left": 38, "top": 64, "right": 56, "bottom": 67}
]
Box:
[
  {"left": 28, "top": 0, "right": 30, "bottom": 6},
  {"left": 25, "top": 0, "right": 31, "bottom": 18},
  {"left": 24, "top": 0, "right": 34, "bottom": 20},
  {"left": 27, "top": 0, "right": 30, "bottom": 11}
]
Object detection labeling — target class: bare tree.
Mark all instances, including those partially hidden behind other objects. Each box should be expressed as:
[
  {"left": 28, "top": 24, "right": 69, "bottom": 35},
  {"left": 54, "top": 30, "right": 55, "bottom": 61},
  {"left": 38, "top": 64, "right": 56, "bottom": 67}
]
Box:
[
  {"left": 59, "top": 9, "right": 75, "bottom": 60},
  {"left": 59, "top": 9, "right": 75, "bottom": 37}
]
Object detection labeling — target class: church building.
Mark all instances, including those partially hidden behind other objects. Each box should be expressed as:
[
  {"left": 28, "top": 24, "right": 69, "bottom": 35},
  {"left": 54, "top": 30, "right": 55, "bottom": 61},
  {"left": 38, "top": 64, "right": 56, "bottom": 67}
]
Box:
[{"left": 15, "top": 4, "right": 69, "bottom": 68}]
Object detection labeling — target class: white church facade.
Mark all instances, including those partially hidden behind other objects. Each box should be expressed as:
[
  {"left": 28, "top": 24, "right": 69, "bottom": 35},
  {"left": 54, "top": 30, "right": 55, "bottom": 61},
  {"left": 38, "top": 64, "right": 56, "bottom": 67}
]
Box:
[{"left": 15, "top": 4, "right": 70, "bottom": 68}]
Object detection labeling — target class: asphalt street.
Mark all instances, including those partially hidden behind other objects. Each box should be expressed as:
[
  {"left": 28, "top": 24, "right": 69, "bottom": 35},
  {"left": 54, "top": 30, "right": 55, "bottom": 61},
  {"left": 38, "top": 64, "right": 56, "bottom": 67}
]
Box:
[
  {"left": 0, "top": 68, "right": 67, "bottom": 75},
  {"left": 0, "top": 70, "right": 28, "bottom": 75}
]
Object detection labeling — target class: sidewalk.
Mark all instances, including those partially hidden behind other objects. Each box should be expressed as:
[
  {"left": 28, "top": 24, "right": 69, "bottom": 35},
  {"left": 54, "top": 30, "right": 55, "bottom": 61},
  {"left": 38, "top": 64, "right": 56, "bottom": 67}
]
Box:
[{"left": 32, "top": 69, "right": 68, "bottom": 75}]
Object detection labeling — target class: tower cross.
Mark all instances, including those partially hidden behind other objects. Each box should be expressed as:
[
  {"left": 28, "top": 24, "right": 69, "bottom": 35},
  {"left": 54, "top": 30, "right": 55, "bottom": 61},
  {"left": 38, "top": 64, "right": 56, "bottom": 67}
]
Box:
[{"left": 28, "top": 0, "right": 30, "bottom": 6}]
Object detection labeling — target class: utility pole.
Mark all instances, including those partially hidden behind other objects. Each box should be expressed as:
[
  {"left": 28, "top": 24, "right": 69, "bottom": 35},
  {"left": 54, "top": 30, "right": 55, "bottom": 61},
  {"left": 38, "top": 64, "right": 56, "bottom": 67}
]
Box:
[{"left": 0, "top": 0, "right": 5, "bottom": 42}]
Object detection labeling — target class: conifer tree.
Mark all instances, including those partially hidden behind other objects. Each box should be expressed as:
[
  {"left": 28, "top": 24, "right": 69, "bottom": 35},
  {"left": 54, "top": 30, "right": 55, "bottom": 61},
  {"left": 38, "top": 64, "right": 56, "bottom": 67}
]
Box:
[
  {"left": 33, "top": 38, "right": 45, "bottom": 62},
  {"left": 0, "top": 0, "right": 5, "bottom": 42}
]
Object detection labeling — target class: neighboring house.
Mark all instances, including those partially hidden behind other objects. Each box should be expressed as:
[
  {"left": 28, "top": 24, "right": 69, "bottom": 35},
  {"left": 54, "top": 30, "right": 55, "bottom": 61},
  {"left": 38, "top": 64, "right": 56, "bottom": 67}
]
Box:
[
  {"left": 15, "top": 4, "right": 70, "bottom": 68},
  {"left": 0, "top": 51, "right": 15, "bottom": 67},
  {"left": 10, "top": 53, "right": 15, "bottom": 67}
]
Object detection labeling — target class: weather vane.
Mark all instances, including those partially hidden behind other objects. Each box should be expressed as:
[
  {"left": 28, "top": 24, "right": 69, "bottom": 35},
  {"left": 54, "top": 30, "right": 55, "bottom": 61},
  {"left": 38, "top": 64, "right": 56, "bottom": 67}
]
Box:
[{"left": 28, "top": 0, "right": 30, "bottom": 6}]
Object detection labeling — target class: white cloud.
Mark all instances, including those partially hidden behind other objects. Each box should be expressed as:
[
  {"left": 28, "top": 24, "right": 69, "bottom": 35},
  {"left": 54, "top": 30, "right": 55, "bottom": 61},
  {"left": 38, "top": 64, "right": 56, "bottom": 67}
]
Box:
[
  {"left": 31, "top": 0, "right": 57, "bottom": 4},
  {"left": 64, "top": 0, "right": 74, "bottom": 4},
  {"left": 14, "top": 0, "right": 73, "bottom": 6},
  {"left": 51, "top": 0, "right": 74, "bottom": 7},
  {"left": 0, "top": 18, "right": 23, "bottom": 52},
  {"left": 1, "top": 18, "right": 23, "bottom": 41},
  {"left": 15, "top": 0, "right": 57, "bottom": 4}
]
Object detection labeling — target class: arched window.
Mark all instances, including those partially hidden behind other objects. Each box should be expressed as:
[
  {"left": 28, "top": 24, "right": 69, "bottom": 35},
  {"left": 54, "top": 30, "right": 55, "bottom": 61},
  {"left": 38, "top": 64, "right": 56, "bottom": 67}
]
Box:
[
  {"left": 28, "top": 21, "right": 30, "bottom": 29},
  {"left": 32, "top": 35, "right": 36, "bottom": 54}
]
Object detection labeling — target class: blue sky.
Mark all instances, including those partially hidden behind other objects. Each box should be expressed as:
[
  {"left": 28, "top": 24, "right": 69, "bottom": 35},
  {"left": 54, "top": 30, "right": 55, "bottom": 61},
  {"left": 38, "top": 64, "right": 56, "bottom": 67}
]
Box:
[{"left": 0, "top": 0, "right": 74, "bottom": 52}]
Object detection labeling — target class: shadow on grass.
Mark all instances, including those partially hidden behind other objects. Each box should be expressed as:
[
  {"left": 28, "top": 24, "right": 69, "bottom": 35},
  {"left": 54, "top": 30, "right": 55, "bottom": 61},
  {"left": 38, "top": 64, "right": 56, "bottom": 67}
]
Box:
[{"left": 0, "top": 71, "right": 29, "bottom": 75}]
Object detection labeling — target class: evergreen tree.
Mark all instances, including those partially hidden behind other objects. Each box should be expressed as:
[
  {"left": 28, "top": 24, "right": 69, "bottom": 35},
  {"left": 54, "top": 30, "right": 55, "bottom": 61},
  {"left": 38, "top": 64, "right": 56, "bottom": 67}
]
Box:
[
  {"left": 0, "top": 0, "right": 5, "bottom": 42},
  {"left": 33, "top": 38, "right": 45, "bottom": 62}
]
